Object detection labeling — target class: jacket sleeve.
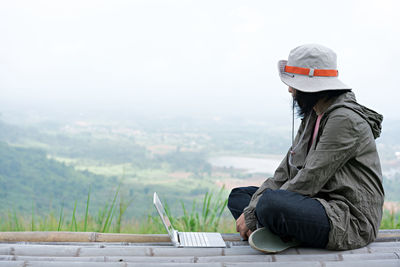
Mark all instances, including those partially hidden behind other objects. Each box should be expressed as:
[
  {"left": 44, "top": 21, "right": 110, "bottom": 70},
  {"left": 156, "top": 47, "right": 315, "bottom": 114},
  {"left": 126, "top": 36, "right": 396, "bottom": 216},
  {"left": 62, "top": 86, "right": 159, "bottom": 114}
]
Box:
[
  {"left": 280, "top": 112, "right": 361, "bottom": 196},
  {"left": 243, "top": 150, "right": 291, "bottom": 231}
]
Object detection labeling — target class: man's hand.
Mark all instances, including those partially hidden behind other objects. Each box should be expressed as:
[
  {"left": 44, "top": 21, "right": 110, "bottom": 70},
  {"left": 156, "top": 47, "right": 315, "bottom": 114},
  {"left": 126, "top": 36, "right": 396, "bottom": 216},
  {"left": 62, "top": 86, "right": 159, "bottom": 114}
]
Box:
[{"left": 236, "top": 213, "right": 253, "bottom": 240}]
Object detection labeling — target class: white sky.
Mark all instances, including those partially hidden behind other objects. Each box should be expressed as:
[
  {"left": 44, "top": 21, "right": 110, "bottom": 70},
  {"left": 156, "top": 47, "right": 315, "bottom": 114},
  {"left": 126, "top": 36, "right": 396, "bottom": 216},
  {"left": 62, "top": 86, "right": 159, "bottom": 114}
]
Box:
[{"left": 0, "top": 0, "right": 399, "bottom": 120}]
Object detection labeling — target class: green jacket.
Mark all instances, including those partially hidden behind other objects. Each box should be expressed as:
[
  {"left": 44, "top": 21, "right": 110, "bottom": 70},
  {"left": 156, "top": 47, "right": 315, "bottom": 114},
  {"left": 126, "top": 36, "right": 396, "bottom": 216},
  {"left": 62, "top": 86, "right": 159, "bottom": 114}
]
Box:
[{"left": 243, "top": 91, "right": 384, "bottom": 250}]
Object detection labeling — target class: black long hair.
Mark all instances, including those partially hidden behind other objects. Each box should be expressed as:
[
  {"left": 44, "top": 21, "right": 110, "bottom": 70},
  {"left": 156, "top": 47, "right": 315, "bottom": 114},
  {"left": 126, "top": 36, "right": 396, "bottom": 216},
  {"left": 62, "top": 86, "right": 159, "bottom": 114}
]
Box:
[{"left": 294, "top": 89, "right": 350, "bottom": 118}]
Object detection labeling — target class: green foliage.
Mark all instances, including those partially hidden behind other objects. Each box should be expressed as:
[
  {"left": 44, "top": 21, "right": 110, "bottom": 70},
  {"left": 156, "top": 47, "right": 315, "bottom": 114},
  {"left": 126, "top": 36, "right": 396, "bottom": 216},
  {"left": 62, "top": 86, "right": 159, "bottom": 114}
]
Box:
[
  {"left": 163, "top": 187, "right": 229, "bottom": 232},
  {"left": 0, "top": 188, "right": 236, "bottom": 233},
  {"left": 2, "top": 185, "right": 398, "bottom": 234},
  {"left": 380, "top": 210, "right": 400, "bottom": 229},
  {"left": 83, "top": 187, "right": 91, "bottom": 232},
  {"left": 0, "top": 142, "right": 118, "bottom": 215},
  {"left": 57, "top": 203, "right": 64, "bottom": 231},
  {"left": 101, "top": 186, "right": 120, "bottom": 233},
  {"left": 0, "top": 188, "right": 133, "bottom": 233},
  {"left": 70, "top": 200, "right": 78, "bottom": 232},
  {"left": 116, "top": 193, "right": 134, "bottom": 233}
]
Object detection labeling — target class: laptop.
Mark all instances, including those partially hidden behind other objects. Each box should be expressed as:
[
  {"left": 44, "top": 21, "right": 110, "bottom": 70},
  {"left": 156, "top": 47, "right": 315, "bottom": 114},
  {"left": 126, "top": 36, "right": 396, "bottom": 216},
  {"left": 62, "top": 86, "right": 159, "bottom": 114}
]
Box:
[{"left": 153, "top": 192, "right": 226, "bottom": 248}]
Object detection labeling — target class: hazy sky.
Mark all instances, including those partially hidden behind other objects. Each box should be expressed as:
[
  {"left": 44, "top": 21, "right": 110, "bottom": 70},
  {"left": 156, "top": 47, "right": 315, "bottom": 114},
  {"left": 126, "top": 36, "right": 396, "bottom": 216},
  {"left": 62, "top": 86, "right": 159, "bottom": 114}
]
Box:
[{"left": 1, "top": 0, "right": 399, "bottom": 120}]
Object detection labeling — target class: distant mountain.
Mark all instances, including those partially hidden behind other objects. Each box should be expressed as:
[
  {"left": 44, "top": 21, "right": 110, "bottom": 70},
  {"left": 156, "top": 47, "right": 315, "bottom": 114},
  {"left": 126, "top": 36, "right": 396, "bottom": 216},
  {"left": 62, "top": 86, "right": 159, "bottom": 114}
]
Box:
[{"left": 0, "top": 141, "right": 117, "bottom": 215}]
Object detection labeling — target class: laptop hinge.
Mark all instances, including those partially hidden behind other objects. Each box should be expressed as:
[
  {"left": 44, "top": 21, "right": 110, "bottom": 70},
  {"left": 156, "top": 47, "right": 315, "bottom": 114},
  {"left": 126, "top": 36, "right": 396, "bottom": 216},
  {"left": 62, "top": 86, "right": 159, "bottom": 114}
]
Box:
[{"left": 173, "top": 230, "right": 180, "bottom": 247}]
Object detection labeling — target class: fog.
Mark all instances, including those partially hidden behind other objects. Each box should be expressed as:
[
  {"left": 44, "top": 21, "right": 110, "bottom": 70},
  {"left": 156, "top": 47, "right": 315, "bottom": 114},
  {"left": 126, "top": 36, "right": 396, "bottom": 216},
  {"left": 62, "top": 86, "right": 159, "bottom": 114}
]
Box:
[{"left": 1, "top": 0, "right": 399, "bottom": 121}]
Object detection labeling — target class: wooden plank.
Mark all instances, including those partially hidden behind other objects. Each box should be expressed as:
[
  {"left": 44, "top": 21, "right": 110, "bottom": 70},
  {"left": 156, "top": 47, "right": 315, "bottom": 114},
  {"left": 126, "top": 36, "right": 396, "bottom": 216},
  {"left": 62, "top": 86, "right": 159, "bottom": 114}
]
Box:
[
  {"left": 96, "top": 233, "right": 170, "bottom": 243},
  {"left": 0, "top": 255, "right": 195, "bottom": 263},
  {"left": 375, "top": 229, "right": 400, "bottom": 242},
  {"left": 0, "top": 245, "right": 256, "bottom": 257},
  {"left": 341, "top": 253, "right": 400, "bottom": 261},
  {"left": 0, "top": 262, "right": 114, "bottom": 267},
  {"left": 0, "top": 232, "right": 93, "bottom": 242},
  {"left": 0, "top": 244, "right": 399, "bottom": 257},
  {"left": 196, "top": 254, "right": 322, "bottom": 263},
  {"left": 0, "top": 243, "right": 171, "bottom": 248},
  {"left": 0, "top": 262, "right": 392, "bottom": 267},
  {"left": 79, "top": 247, "right": 225, "bottom": 257},
  {"left": 197, "top": 252, "right": 399, "bottom": 263},
  {"left": 0, "top": 252, "right": 398, "bottom": 263},
  {"left": 0, "top": 248, "right": 9, "bottom": 255},
  {"left": 225, "top": 262, "right": 323, "bottom": 267},
  {"left": 0, "top": 262, "right": 223, "bottom": 267},
  {"left": 277, "top": 246, "right": 400, "bottom": 255},
  {"left": 0, "top": 263, "right": 20, "bottom": 267},
  {"left": 222, "top": 230, "right": 400, "bottom": 243},
  {"left": 1, "top": 230, "right": 399, "bottom": 243},
  {"left": 0, "top": 240, "right": 399, "bottom": 249},
  {"left": 12, "top": 245, "right": 80, "bottom": 257},
  {"left": 0, "top": 261, "right": 399, "bottom": 267},
  {"left": 224, "top": 261, "right": 400, "bottom": 267},
  {"left": 368, "top": 242, "right": 400, "bottom": 247},
  {"left": 324, "top": 259, "right": 400, "bottom": 267},
  {"left": 0, "top": 232, "right": 170, "bottom": 243}
]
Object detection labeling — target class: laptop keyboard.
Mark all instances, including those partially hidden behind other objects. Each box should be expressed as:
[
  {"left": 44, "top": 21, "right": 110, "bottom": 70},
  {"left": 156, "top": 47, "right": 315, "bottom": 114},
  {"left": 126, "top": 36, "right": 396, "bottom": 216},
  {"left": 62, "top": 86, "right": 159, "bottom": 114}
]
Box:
[{"left": 180, "top": 232, "right": 209, "bottom": 247}]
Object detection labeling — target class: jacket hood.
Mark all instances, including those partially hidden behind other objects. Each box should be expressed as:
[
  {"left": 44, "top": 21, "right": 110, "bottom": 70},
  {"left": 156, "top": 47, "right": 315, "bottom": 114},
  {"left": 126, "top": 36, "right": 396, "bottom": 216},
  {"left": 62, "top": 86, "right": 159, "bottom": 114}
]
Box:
[{"left": 324, "top": 91, "right": 383, "bottom": 139}]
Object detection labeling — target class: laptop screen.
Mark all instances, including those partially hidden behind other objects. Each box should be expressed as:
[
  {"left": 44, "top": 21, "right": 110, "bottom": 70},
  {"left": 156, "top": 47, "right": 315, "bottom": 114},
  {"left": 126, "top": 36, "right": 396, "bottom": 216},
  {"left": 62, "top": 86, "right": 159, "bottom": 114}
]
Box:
[{"left": 153, "top": 192, "right": 177, "bottom": 242}]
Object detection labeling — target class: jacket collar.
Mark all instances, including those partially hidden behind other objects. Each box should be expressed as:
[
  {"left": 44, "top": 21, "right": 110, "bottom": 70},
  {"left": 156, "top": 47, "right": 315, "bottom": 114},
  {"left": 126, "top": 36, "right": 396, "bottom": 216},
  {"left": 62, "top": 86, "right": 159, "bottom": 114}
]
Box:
[{"left": 313, "top": 97, "right": 335, "bottom": 116}]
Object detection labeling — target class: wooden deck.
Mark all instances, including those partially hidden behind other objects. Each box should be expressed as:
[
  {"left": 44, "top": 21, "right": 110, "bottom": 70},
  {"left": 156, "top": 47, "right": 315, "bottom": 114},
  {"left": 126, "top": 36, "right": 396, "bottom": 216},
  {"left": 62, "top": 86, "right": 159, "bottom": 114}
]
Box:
[{"left": 0, "top": 230, "right": 399, "bottom": 266}]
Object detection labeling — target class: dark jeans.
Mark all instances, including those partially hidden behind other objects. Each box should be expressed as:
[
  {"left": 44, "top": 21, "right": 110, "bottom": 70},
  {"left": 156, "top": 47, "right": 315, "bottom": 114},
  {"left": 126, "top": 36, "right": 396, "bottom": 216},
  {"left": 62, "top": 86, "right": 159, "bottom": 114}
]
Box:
[{"left": 228, "top": 186, "right": 330, "bottom": 248}]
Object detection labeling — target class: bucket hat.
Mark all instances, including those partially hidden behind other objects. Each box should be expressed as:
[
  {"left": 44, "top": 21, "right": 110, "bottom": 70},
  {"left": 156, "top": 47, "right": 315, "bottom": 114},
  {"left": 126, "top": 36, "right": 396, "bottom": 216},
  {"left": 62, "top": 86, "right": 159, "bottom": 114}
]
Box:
[{"left": 278, "top": 44, "right": 351, "bottom": 92}]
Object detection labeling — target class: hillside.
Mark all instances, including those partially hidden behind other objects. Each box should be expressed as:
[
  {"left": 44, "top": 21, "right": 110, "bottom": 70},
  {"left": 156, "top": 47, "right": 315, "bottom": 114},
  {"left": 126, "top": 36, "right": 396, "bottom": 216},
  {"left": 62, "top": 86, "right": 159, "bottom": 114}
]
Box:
[
  {"left": 0, "top": 140, "right": 219, "bottom": 219},
  {"left": 0, "top": 142, "right": 115, "bottom": 215}
]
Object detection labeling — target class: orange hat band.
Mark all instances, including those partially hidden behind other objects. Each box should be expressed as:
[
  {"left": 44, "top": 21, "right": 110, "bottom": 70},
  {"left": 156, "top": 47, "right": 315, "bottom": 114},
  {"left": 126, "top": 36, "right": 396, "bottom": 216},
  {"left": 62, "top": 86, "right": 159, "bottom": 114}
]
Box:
[{"left": 284, "top": 65, "right": 338, "bottom": 77}]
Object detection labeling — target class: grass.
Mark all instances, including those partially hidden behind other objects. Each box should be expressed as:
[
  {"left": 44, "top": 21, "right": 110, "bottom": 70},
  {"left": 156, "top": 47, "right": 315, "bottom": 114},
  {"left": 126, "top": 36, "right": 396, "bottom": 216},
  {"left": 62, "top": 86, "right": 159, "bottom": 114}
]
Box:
[
  {"left": 162, "top": 187, "right": 232, "bottom": 233},
  {"left": 0, "top": 187, "right": 236, "bottom": 234},
  {"left": 380, "top": 210, "right": 400, "bottom": 229},
  {"left": 1, "top": 187, "right": 398, "bottom": 233}
]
